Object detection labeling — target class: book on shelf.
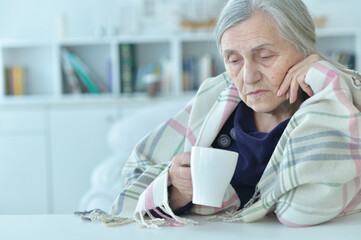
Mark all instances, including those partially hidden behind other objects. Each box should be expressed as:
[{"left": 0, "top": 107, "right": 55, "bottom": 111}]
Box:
[
  {"left": 71, "top": 51, "right": 108, "bottom": 93},
  {"left": 4, "top": 66, "right": 26, "bottom": 96},
  {"left": 182, "top": 55, "right": 215, "bottom": 91},
  {"left": 61, "top": 50, "right": 82, "bottom": 94},
  {"left": 62, "top": 49, "right": 108, "bottom": 94},
  {"left": 119, "top": 44, "right": 171, "bottom": 95},
  {"left": 135, "top": 63, "right": 157, "bottom": 92},
  {"left": 199, "top": 55, "right": 214, "bottom": 86},
  {"left": 107, "top": 60, "right": 113, "bottom": 93},
  {"left": 182, "top": 58, "right": 197, "bottom": 91},
  {"left": 135, "top": 59, "right": 173, "bottom": 96},
  {"left": 159, "top": 57, "right": 172, "bottom": 95},
  {"left": 119, "top": 44, "right": 136, "bottom": 93}
]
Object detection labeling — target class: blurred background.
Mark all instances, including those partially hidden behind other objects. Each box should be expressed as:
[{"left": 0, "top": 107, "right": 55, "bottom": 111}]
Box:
[
  {"left": 0, "top": 0, "right": 360, "bottom": 39},
  {"left": 0, "top": 0, "right": 360, "bottom": 216}
]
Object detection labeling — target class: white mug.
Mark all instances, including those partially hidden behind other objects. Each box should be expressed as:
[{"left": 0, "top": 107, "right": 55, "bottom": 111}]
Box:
[{"left": 190, "top": 146, "right": 238, "bottom": 207}]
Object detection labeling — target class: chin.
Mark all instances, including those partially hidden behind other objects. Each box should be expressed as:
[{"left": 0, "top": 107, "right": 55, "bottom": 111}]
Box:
[
  {"left": 250, "top": 106, "right": 272, "bottom": 113},
  {"left": 246, "top": 102, "right": 278, "bottom": 114}
]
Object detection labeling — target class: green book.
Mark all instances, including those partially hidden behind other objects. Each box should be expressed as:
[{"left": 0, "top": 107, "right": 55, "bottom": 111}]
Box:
[
  {"left": 4, "top": 67, "right": 11, "bottom": 95},
  {"left": 66, "top": 50, "right": 100, "bottom": 94},
  {"left": 61, "top": 50, "right": 82, "bottom": 94},
  {"left": 119, "top": 44, "right": 135, "bottom": 93}
]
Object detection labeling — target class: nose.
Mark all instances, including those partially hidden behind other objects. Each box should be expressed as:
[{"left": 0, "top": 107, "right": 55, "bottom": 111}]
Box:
[{"left": 243, "top": 62, "right": 261, "bottom": 84}]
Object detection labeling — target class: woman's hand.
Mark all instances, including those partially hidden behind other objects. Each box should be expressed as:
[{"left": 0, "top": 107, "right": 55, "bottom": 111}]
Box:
[
  {"left": 277, "top": 54, "right": 322, "bottom": 104},
  {"left": 168, "top": 152, "right": 193, "bottom": 211}
]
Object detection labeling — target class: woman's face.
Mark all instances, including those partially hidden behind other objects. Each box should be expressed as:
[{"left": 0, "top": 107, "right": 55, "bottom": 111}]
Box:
[{"left": 221, "top": 13, "right": 304, "bottom": 115}]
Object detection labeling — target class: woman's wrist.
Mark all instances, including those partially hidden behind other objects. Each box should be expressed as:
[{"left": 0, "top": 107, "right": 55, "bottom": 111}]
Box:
[{"left": 168, "top": 186, "right": 192, "bottom": 211}]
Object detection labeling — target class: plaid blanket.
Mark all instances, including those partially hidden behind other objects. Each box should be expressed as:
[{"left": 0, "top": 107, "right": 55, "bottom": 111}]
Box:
[{"left": 107, "top": 61, "right": 361, "bottom": 228}]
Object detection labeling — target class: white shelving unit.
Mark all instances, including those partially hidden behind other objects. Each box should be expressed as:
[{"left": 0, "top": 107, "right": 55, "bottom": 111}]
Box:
[{"left": 0, "top": 32, "right": 223, "bottom": 102}]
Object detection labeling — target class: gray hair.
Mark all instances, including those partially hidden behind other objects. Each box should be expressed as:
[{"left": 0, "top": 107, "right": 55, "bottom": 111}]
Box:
[{"left": 215, "top": 0, "right": 353, "bottom": 74}]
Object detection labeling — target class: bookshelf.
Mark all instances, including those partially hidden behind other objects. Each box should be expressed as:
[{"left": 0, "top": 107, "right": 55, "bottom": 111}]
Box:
[
  {"left": 0, "top": 28, "right": 360, "bottom": 102},
  {"left": 0, "top": 33, "right": 222, "bottom": 101}
]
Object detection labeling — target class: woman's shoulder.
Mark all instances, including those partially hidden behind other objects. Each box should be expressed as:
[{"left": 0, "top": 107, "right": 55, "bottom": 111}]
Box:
[
  {"left": 188, "top": 72, "right": 236, "bottom": 117},
  {"left": 301, "top": 60, "right": 361, "bottom": 112},
  {"left": 197, "top": 72, "right": 232, "bottom": 93}
]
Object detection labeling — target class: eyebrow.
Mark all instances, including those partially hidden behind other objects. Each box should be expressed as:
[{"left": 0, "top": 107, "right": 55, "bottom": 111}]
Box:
[
  {"left": 223, "top": 43, "right": 274, "bottom": 55},
  {"left": 251, "top": 43, "right": 273, "bottom": 52}
]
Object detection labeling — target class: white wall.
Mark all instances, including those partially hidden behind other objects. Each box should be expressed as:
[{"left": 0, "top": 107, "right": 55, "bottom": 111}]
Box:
[
  {"left": 0, "top": 0, "right": 88, "bottom": 39},
  {"left": 0, "top": 0, "right": 130, "bottom": 39},
  {"left": 0, "top": 0, "right": 360, "bottom": 40},
  {"left": 303, "top": 0, "right": 361, "bottom": 29}
]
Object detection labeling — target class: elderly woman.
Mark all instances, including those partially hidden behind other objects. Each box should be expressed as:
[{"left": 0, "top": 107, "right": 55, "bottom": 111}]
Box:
[{"left": 86, "top": 0, "right": 361, "bottom": 228}]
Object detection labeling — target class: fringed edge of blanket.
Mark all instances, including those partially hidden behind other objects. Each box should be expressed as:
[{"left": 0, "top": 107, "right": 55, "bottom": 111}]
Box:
[
  {"left": 207, "top": 188, "right": 262, "bottom": 223},
  {"left": 74, "top": 209, "right": 135, "bottom": 227},
  {"left": 135, "top": 202, "right": 198, "bottom": 229}
]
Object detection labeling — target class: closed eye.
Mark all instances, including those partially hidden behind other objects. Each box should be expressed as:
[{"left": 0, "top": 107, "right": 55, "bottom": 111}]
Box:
[
  {"left": 224, "top": 51, "right": 243, "bottom": 65},
  {"left": 227, "top": 56, "right": 242, "bottom": 64},
  {"left": 260, "top": 55, "right": 274, "bottom": 59},
  {"left": 258, "top": 55, "right": 276, "bottom": 63},
  {"left": 256, "top": 48, "right": 278, "bottom": 61}
]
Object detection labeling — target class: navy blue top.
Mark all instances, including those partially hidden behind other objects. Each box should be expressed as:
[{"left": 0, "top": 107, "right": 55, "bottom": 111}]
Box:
[
  {"left": 153, "top": 101, "right": 290, "bottom": 217},
  {"left": 212, "top": 101, "right": 290, "bottom": 208}
]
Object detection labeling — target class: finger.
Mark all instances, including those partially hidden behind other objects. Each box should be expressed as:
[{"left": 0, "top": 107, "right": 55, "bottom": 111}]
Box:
[
  {"left": 177, "top": 166, "right": 192, "bottom": 180},
  {"left": 173, "top": 178, "right": 193, "bottom": 190},
  {"left": 169, "top": 167, "right": 192, "bottom": 190},
  {"left": 309, "top": 54, "right": 322, "bottom": 62},
  {"left": 289, "top": 77, "right": 300, "bottom": 104},
  {"left": 286, "top": 89, "right": 290, "bottom": 100},
  {"left": 180, "top": 152, "right": 191, "bottom": 166},
  {"left": 294, "top": 67, "right": 313, "bottom": 97},
  {"left": 278, "top": 70, "right": 293, "bottom": 96},
  {"left": 300, "top": 82, "right": 314, "bottom": 97},
  {"left": 172, "top": 152, "right": 191, "bottom": 167},
  {"left": 172, "top": 178, "right": 193, "bottom": 195},
  {"left": 278, "top": 60, "right": 305, "bottom": 96},
  {"left": 170, "top": 165, "right": 191, "bottom": 181}
]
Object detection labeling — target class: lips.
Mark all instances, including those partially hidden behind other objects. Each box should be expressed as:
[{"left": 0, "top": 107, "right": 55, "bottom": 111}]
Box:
[{"left": 247, "top": 90, "right": 269, "bottom": 98}]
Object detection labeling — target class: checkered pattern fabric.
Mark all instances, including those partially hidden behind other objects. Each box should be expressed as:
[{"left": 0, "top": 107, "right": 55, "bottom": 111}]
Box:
[{"left": 108, "top": 61, "right": 361, "bottom": 228}]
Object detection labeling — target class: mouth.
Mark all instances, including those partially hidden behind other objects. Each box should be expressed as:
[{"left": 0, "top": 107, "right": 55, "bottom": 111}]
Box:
[{"left": 247, "top": 90, "right": 269, "bottom": 99}]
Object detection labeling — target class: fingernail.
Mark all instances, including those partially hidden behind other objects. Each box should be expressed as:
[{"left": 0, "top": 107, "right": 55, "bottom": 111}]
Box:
[
  {"left": 289, "top": 94, "right": 295, "bottom": 104},
  {"left": 277, "top": 89, "right": 282, "bottom": 96},
  {"left": 286, "top": 92, "right": 290, "bottom": 99}
]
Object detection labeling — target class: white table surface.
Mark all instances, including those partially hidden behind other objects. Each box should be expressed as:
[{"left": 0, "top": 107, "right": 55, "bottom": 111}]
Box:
[{"left": 1, "top": 213, "right": 360, "bottom": 240}]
